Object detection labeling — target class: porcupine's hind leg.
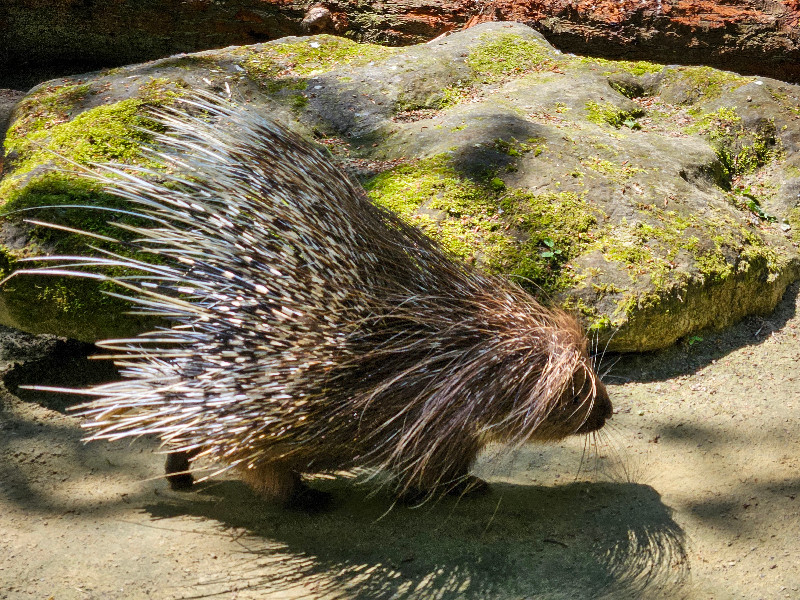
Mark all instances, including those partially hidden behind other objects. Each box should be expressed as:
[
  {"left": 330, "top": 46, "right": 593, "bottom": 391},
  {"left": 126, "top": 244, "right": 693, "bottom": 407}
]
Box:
[
  {"left": 165, "top": 449, "right": 200, "bottom": 490},
  {"left": 238, "top": 463, "right": 333, "bottom": 511}
]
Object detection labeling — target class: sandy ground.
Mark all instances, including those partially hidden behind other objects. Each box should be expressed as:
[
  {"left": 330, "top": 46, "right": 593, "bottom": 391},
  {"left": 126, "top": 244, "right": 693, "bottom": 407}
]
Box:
[{"left": 1, "top": 285, "right": 800, "bottom": 600}]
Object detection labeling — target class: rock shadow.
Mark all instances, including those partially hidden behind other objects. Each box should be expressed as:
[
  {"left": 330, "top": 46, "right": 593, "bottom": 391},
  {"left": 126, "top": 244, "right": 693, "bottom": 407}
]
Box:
[{"left": 601, "top": 280, "right": 799, "bottom": 384}]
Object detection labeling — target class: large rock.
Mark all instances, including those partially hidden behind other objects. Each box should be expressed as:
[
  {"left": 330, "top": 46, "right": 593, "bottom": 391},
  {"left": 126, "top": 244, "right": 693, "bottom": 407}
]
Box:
[
  {"left": 1, "top": 1, "right": 798, "bottom": 87},
  {"left": 2, "top": 22, "right": 799, "bottom": 350}
]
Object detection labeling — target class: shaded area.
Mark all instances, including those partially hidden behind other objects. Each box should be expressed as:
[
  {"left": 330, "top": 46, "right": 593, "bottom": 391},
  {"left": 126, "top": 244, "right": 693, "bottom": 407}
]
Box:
[
  {"left": 605, "top": 281, "right": 800, "bottom": 384},
  {"left": 2, "top": 335, "right": 117, "bottom": 413},
  {"left": 145, "top": 478, "right": 688, "bottom": 600},
  {"left": 649, "top": 419, "right": 800, "bottom": 536}
]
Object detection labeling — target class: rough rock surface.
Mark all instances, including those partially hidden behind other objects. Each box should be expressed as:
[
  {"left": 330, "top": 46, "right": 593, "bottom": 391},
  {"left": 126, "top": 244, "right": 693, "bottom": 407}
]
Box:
[
  {"left": 1, "top": 1, "right": 799, "bottom": 89},
  {"left": 1, "top": 22, "right": 800, "bottom": 350},
  {"left": 0, "top": 89, "right": 25, "bottom": 177}
]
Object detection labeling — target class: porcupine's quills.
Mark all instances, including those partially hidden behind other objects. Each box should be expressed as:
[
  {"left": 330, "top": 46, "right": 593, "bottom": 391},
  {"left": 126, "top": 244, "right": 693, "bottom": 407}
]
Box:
[{"left": 18, "top": 92, "right": 611, "bottom": 508}]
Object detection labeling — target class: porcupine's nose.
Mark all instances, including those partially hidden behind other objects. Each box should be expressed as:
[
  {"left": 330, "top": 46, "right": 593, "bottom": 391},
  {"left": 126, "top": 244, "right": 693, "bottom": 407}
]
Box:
[{"left": 576, "top": 379, "right": 612, "bottom": 433}]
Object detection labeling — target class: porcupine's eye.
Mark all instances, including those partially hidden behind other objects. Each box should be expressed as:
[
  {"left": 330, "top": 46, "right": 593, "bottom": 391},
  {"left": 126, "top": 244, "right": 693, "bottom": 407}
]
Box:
[{"left": 570, "top": 371, "right": 591, "bottom": 405}]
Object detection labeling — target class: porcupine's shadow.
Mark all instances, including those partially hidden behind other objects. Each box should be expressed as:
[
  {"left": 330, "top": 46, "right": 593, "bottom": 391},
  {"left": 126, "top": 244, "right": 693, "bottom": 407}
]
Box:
[{"left": 145, "top": 477, "right": 688, "bottom": 600}]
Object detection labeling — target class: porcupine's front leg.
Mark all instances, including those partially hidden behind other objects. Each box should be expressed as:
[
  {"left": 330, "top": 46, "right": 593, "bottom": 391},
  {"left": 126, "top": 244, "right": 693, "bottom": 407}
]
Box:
[
  {"left": 400, "top": 473, "right": 490, "bottom": 505},
  {"left": 239, "top": 462, "right": 333, "bottom": 511},
  {"left": 399, "top": 440, "right": 489, "bottom": 503}
]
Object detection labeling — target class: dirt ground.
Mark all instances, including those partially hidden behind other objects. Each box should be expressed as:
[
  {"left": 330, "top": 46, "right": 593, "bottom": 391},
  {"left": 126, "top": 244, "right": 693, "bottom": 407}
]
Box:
[{"left": 1, "top": 285, "right": 799, "bottom": 600}]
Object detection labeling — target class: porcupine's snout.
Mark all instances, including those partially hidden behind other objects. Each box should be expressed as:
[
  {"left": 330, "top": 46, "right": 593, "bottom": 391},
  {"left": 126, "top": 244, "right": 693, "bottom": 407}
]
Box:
[{"left": 574, "top": 376, "right": 613, "bottom": 434}]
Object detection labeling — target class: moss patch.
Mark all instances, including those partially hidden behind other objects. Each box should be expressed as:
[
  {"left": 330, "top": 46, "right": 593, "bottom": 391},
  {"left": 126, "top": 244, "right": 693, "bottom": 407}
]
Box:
[
  {"left": 591, "top": 204, "right": 785, "bottom": 320},
  {"left": 585, "top": 101, "right": 644, "bottom": 128},
  {"left": 586, "top": 57, "right": 664, "bottom": 77},
  {"left": 498, "top": 190, "right": 599, "bottom": 295},
  {"left": 467, "top": 32, "right": 557, "bottom": 82},
  {"left": 2, "top": 98, "right": 165, "bottom": 203},
  {"left": 490, "top": 137, "right": 546, "bottom": 161},
  {"left": 5, "top": 83, "right": 92, "bottom": 144},
  {"left": 241, "top": 36, "right": 398, "bottom": 88},
  {"left": 663, "top": 66, "right": 751, "bottom": 104},
  {"left": 364, "top": 155, "right": 600, "bottom": 298},
  {"left": 580, "top": 157, "right": 645, "bottom": 182},
  {"left": 363, "top": 155, "right": 509, "bottom": 263},
  {"left": 0, "top": 85, "right": 181, "bottom": 333},
  {"left": 686, "top": 107, "right": 781, "bottom": 188}
]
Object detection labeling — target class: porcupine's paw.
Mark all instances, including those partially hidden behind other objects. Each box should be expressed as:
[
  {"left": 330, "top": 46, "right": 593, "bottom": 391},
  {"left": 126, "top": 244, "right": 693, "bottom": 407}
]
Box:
[
  {"left": 165, "top": 451, "right": 195, "bottom": 490},
  {"left": 240, "top": 463, "right": 333, "bottom": 511},
  {"left": 287, "top": 484, "right": 334, "bottom": 513}
]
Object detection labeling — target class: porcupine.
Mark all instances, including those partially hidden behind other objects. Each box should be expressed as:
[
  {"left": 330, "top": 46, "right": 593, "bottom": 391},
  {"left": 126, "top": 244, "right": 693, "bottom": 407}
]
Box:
[{"left": 18, "top": 95, "right": 612, "bottom": 509}]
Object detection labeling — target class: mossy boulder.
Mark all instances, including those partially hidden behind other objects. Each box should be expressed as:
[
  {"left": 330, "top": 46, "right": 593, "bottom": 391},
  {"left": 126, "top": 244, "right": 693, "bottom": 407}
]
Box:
[{"left": 2, "top": 22, "right": 800, "bottom": 350}]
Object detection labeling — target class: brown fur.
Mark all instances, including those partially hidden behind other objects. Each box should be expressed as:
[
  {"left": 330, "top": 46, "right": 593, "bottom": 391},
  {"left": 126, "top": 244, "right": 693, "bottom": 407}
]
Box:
[{"left": 25, "top": 95, "right": 612, "bottom": 506}]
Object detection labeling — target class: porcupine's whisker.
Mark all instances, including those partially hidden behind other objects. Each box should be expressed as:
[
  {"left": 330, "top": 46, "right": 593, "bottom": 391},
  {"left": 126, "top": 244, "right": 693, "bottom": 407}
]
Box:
[
  {"left": 590, "top": 426, "right": 633, "bottom": 483},
  {"left": 600, "top": 355, "right": 622, "bottom": 380}
]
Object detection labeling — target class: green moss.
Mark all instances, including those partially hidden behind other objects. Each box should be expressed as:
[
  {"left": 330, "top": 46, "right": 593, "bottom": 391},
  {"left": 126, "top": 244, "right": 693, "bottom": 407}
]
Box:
[
  {"left": 0, "top": 173, "right": 165, "bottom": 326},
  {"left": 0, "top": 83, "right": 198, "bottom": 335},
  {"left": 364, "top": 155, "right": 512, "bottom": 263},
  {"left": 663, "top": 66, "right": 751, "bottom": 103},
  {"left": 608, "top": 80, "right": 641, "bottom": 99},
  {"left": 438, "top": 85, "right": 471, "bottom": 110},
  {"left": 1, "top": 94, "right": 172, "bottom": 275},
  {"left": 582, "top": 57, "right": 664, "bottom": 77},
  {"left": 388, "top": 90, "right": 467, "bottom": 114},
  {"left": 686, "top": 106, "right": 740, "bottom": 132},
  {"left": 489, "top": 177, "right": 506, "bottom": 191},
  {"left": 138, "top": 77, "right": 190, "bottom": 104},
  {"left": 493, "top": 137, "right": 546, "bottom": 157},
  {"left": 51, "top": 100, "right": 161, "bottom": 164},
  {"left": 739, "top": 230, "right": 783, "bottom": 278},
  {"left": 2, "top": 98, "right": 164, "bottom": 204},
  {"left": 767, "top": 88, "right": 800, "bottom": 116},
  {"left": 241, "top": 35, "right": 398, "bottom": 84},
  {"left": 364, "top": 155, "right": 599, "bottom": 297},
  {"left": 592, "top": 199, "right": 784, "bottom": 307},
  {"left": 498, "top": 190, "right": 599, "bottom": 294},
  {"left": 289, "top": 93, "right": 310, "bottom": 111},
  {"left": 580, "top": 157, "right": 644, "bottom": 182},
  {"left": 4, "top": 83, "right": 92, "bottom": 145},
  {"left": 688, "top": 107, "right": 781, "bottom": 186},
  {"left": 467, "top": 32, "right": 556, "bottom": 82},
  {"left": 584, "top": 101, "right": 644, "bottom": 128},
  {"left": 560, "top": 295, "right": 614, "bottom": 332},
  {"left": 0, "top": 270, "right": 140, "bottom": 335},
  {"left": 615, "top": 289, "right": 668, "bottom": 319},
  {"left": 0, "top": 126, "right": 169, "bottom": 325},
  {"left": 2, "top": 174, "right": 138, "bottom": 248}
]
